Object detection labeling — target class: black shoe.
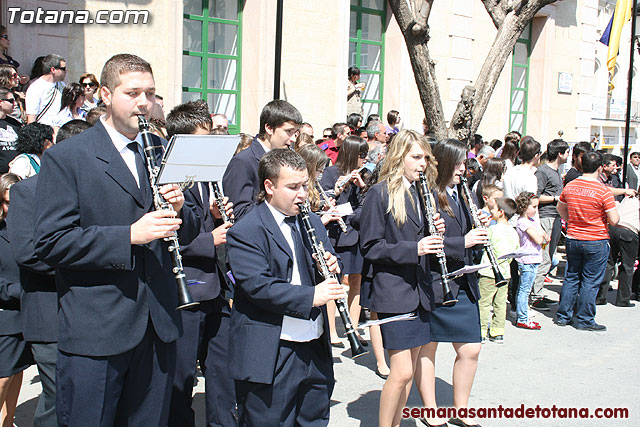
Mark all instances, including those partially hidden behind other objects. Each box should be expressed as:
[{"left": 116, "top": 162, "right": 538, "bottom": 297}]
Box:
[
  {"left": 419, "top": 418, "right": 448, "bottom": 427},
  {"left": 530, "top": 298, "right": 551, "bottom": 311},
  {"left": 487, "top": 333, "right": 504, "bottom": 343},
  {"left": 541, "top": 296, "right": 558, "bottom": 305},
  {"left": 449, "top": 418, "right": 481, "bottom": 427},
  {"left": 554, "top": 319, "right": 570, "bottom": 327},
  {"left": 615, "top": 302, "right": 635, "bottom": 308},
  {"left": 331, "top": 341, "right": 345, "bottom": 348},
  {"left": 595, "top": 299, "right": 607, "bottom": 306},
  {"left": 375, "top": 368, "right": 389, "bottom": 380},
  {"left": 576, "top": 323, "right": 607, "bottom": 331}
]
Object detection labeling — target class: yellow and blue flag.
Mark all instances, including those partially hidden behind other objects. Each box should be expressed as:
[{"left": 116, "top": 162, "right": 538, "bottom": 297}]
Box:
[{"left": 599, "top": 0, "right": 632, "bottom": 91}]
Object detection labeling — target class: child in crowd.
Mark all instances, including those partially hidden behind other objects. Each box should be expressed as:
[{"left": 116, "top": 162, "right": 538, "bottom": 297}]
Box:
[
  {"left": 478, "top": 197, "right": 519, "bottom": 343},
  {"left": 481, "top": 184, "right": 503, "bottom": 226},
  {"left": 514, "top": 192, "right": 549, "bottom": 330}
]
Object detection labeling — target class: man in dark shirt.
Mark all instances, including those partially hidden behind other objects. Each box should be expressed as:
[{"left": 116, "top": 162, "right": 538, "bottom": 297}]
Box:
[{"left": 531, "top": 139, "right": 568, "bottom": 311}]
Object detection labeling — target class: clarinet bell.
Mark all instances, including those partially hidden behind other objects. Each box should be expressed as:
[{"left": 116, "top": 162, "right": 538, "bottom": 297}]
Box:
[
  {"left": 442, "top": 291, "right": 459, "bottom": 306},
  {"left": 346, "top": 333, "right": 368, "bottom": 359}
]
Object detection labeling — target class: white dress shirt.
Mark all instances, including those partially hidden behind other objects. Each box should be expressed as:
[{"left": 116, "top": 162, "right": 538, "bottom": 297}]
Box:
[
  {"left": 100, "top": 116, "right": 144, "bottom": 188},
  {"left": 265, "top": 202, "right": 323, "bottom": 342}
]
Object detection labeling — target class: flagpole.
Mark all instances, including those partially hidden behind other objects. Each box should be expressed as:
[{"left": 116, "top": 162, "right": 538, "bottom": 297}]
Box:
[{"left": 623, "top": 0, "right": 637, "bottom": 188}]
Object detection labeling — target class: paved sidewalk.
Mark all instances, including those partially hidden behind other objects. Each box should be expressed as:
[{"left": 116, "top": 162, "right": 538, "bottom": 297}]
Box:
[{"left": 14, "top": 276, "right": 639, "bottom": 426}]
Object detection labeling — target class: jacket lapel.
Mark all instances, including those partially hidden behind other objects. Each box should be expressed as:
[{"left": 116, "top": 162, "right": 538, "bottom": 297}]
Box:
[
  {"left": 93, "top": 122, "right": 146, "bottom": 208},
  {"left": 258, "top": 202, "right": 293, "bottom": 261},
  {"left": 405, "top": 190, "right": 422, "bottom": 228}
]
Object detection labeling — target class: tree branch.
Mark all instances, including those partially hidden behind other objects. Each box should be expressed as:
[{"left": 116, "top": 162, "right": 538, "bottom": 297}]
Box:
[{"left": 482, "top": 0, "right": 506, "bottom": 28}]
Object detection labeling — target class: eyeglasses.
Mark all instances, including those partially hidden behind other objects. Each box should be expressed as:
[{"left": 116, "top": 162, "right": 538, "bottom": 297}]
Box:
[
  {"left": 358, "top": 152, "right": 368, "bottom": 159},
  {"left": 0, "top": 35, "right": 8, "bottom": 40},
  {"left": 83, "top": 82, "right": 97, "bottom": 88},
  {"left": 0, "top": 98, "right": 15, "bottom": 103}
]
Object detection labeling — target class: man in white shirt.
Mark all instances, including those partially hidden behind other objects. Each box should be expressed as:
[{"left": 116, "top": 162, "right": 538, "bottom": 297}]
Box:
[
  {"left": 227, "top": 148, "right": 344, "bottom": 426},
  {"left": 25, "top": 54, "right": 66, "bottom": 125}
]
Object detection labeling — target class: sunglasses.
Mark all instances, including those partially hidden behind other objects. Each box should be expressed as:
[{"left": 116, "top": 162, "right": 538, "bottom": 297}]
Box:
[
  {"left": 358, "top": 152, "right": 368, "bottom": 159},
  {"left": 56, "top": 66, "right": 66, "bottom": 71},
  {"left": 1, "top": 98, "right": 15, "bottom": 103},
  {"left": 322, "top": 134, "right": 331, "bottom": 139},
  {"left": 0, "top": 35, "right": 8, "bottom": 40},
  {"left": 83, "top": 82, "right": 97, "bottom": 88},
  {"left": 11, "top": 73, "right": 18, "bottom": 79}
]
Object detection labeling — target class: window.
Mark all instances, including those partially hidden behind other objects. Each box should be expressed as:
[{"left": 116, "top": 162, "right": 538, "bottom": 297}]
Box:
[
  {"left": 509, "top": 24, "right": 531, "bottom": 135},
  {"left": 183, "top": 0, "right": 242, "bottom": 133},
  {"left": 349, "top": 0, "right": 385, "bottom": 119}
]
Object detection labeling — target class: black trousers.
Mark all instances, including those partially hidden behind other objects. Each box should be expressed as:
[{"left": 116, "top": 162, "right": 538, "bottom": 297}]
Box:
[
  {"left": 31, "top": 342, "right": 58, "bottom": 427},
  {"left": 235, "top": 339, "right": 334, "bottom": 427},
  {"left": 598, "top": 225, "right": 639, "bottom": 305},
  {"left": 168, "top": 297, "right": 236, "bottom": 427},
  {"left": 56, "top": 323, "right": 176, "bottom": 427}
]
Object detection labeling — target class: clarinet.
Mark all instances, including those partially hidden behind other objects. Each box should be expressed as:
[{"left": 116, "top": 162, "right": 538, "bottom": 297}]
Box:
[
  {"left": 315, "top": 180, "right": 347, "bottom": 233},
  {"left": 417, "top": 172, "right": 458, "bottom": 305},
  {"left": 334, "top": 166, "right": 366, "bottom": 195},
  {"left": 212, "top": 181, "right": 233, "bottom": 224},
  {"left": 460, "top": 177, "right": 508, "bottom": 287},
  {"left": 297, "top": 202, "right": 367, "bottom": 358},
  {"left": 137, "top": 115, "right": 198, "bottom": 310}
]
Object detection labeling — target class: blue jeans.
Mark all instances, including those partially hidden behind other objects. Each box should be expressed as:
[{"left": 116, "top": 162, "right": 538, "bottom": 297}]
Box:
[
  {"left": 557, "top": 239, "right": 610, "bottom": 328},
  {"left": 517, "top": 263, "right": 539, "bottom": 323}
]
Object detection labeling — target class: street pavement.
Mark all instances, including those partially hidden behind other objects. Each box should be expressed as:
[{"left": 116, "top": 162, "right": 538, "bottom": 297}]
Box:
[{"left": 13, "top": 265, "right": 639, "bottom": 426}]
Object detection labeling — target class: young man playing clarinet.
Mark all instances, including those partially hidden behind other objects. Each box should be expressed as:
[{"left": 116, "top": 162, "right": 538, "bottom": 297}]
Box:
[
  {"left": 33, "top": 54, "right": 199, "bottom": 427},
  {"left": 227, "top": 148, "right": 344, "bottom": 426}
]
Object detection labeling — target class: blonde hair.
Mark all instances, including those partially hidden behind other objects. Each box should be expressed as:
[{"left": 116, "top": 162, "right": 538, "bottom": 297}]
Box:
[
  {"left": 378, "top": 130, "right": 437, "bottom": 225},
  {"left": 298, "top": 144, "right": 329, "bottom": 211}
]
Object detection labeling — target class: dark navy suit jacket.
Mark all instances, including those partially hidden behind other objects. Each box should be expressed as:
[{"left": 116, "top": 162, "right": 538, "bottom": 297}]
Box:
[
  {"left": 0, "top": 223, "right": 21, "bottom": 336},
  {"left": 359, "top": 182, "right": 434, "bottom": 313},
  {"left": 221, "top": 137, "right": 264, "bottom": 221},
  {"left": 33, "top": 122, "right": 200, "bottom": 357},
  {"left": 6, "top": 175, "right": 58, "bottom": 342},
  {"left": 430, "top": 186, "right": 480, "bottom": 304},
  {"left": 319, "top": 165, "right": 361, "bottom": 248},
  {"left": 226, "top": 202, "right": 336, "bottom": 384},
  {"left": 181, "top": 184, "right": 227, "bottom": 302}
]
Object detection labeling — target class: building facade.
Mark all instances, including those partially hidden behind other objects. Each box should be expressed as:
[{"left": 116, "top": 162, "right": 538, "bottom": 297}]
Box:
[{"left": 2, "top": 0, "right": 639, "bottom": 153}]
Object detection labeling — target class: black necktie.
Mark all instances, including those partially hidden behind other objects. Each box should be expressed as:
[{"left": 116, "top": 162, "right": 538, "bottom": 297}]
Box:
[
  {"left": 284, "top": 216, "right": 320, "bottom": 320},
  {"left": 127, "top": 142, "right": 151, "bottom": 207},
  {"left": 409, "top": 184, "right": 422, "bottom": 222}
]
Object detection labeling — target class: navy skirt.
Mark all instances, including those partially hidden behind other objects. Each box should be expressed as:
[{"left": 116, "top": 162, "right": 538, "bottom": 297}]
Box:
[
  {"left": 378, "top": 305, "right": 430, "bottom": 350},
  {"left": 430, "top": 288, "right": 481, "bottom": 343},
  {"left": 0, "top": 334, "right": 32, "bottom": 377},
  {"left": 336, "top": 244, "right": 364, "bottom": 275}
]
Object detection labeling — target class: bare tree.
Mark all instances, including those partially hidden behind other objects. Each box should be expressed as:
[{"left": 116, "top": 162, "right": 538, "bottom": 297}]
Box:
[{"left": 389, "top": 0, "right": 559, "bottom": 142}]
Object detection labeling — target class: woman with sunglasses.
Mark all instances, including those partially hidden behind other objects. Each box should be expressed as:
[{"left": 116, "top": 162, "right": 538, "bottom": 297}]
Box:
[
  {"left": 0, "top": 88, "right": 22, "bottom": 173},
  {"left": 320, "top": 135, "right": 369, "bottom": 347},
  {"left": 0, "top": 65, "right": 25, "bottom": 124},
  {"left": 51, "top": 83, "right": 86, "bottom": 131},
  {"left": 79, "top": 73, "right": 100, "bottom": 111}
]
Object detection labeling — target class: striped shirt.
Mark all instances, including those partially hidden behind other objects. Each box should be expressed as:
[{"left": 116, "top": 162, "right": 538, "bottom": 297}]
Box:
[{"left": 559, "top": 177, "right": 616, "bottom": 240}]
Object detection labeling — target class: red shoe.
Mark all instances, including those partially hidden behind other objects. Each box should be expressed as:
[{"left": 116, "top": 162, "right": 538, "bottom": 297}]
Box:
[
  {"left": 544, "top": 276, "right": 552, "bottom": 283},
  {"left": 516, "top": 321, "right": 541, "bottom": 330}
]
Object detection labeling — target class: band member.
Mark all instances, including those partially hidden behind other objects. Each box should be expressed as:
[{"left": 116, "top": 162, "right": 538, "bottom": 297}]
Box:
[
  {"left": 320, "top": 136, "right": 369, "bottom": 344},
  {"left": 33, "top": 54, "right": 199, "bottom": 426},
  {"left": 418, "top": 139, "right": 487, "bottom": 427},
  {"left": 164, "top": 100, "right": 236, "bottom": 427},
  {"left": 0, "top": 173, "right": 32, "bottom": 427},
  {"left": 359, "top": 130, "right": 444, "bottom": 427},
  {"left": 227, "top": 149, "right": 344, "bottom": 426},
  {"left": 222, "top": 100, "right": 302, "bottom": 220}
]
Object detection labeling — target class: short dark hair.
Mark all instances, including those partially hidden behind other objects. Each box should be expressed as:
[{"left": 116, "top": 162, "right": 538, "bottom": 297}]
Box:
[
  {"left": 256, "top": 149, "right": 307, "bottom": 203},
  {"left": 519, "top": 136, "right": 541, "bottom": 163},
  {"left": 332, "top": 122, "right": 349, "bottom": 137},
  {"left": 100, "top": 54, "right": 153, "bottom": 91},
  {"left": 602, "top": 153, "right": 616, "bottom": 166},
  {"left": 42, "top": 54, "right": 64, "bottom": 74},
  {"left": 546, "top": 139, "right": 569, "bottom": 162},
  {"left": 630, "top": 151, "right": 640, "bottom": 158},
  {"left": 572, "top": 141, "right": 593, "bottom": 159},
  {"left": 16, "top": 123, "right": 53, "bottom": 155},
  {"left": 56, "top": 119, "right": 91, "bottom": 143},
  {"left": 387, "top": 110, "right": 399, "bottom": 126},
  {"left": 165, "top": 100, "right": 212, "bottom": 138},
  {"left": 348, "top": 66, "right": 360, "bottom": 78},
  {"left": 258, "top": 100, "right": 302, "bottom": 139},
  {"left": 581, "top": 151, "right": 603, "bottom": 174},
  {"left": 496, "top": 197, "right": 517, "bottom": 219},
  {"left": 86, "top": 106, "right": 107, "bottom": 126},
  {"left": 465, "top": 157, "right": 480, "bottom": 173}
]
